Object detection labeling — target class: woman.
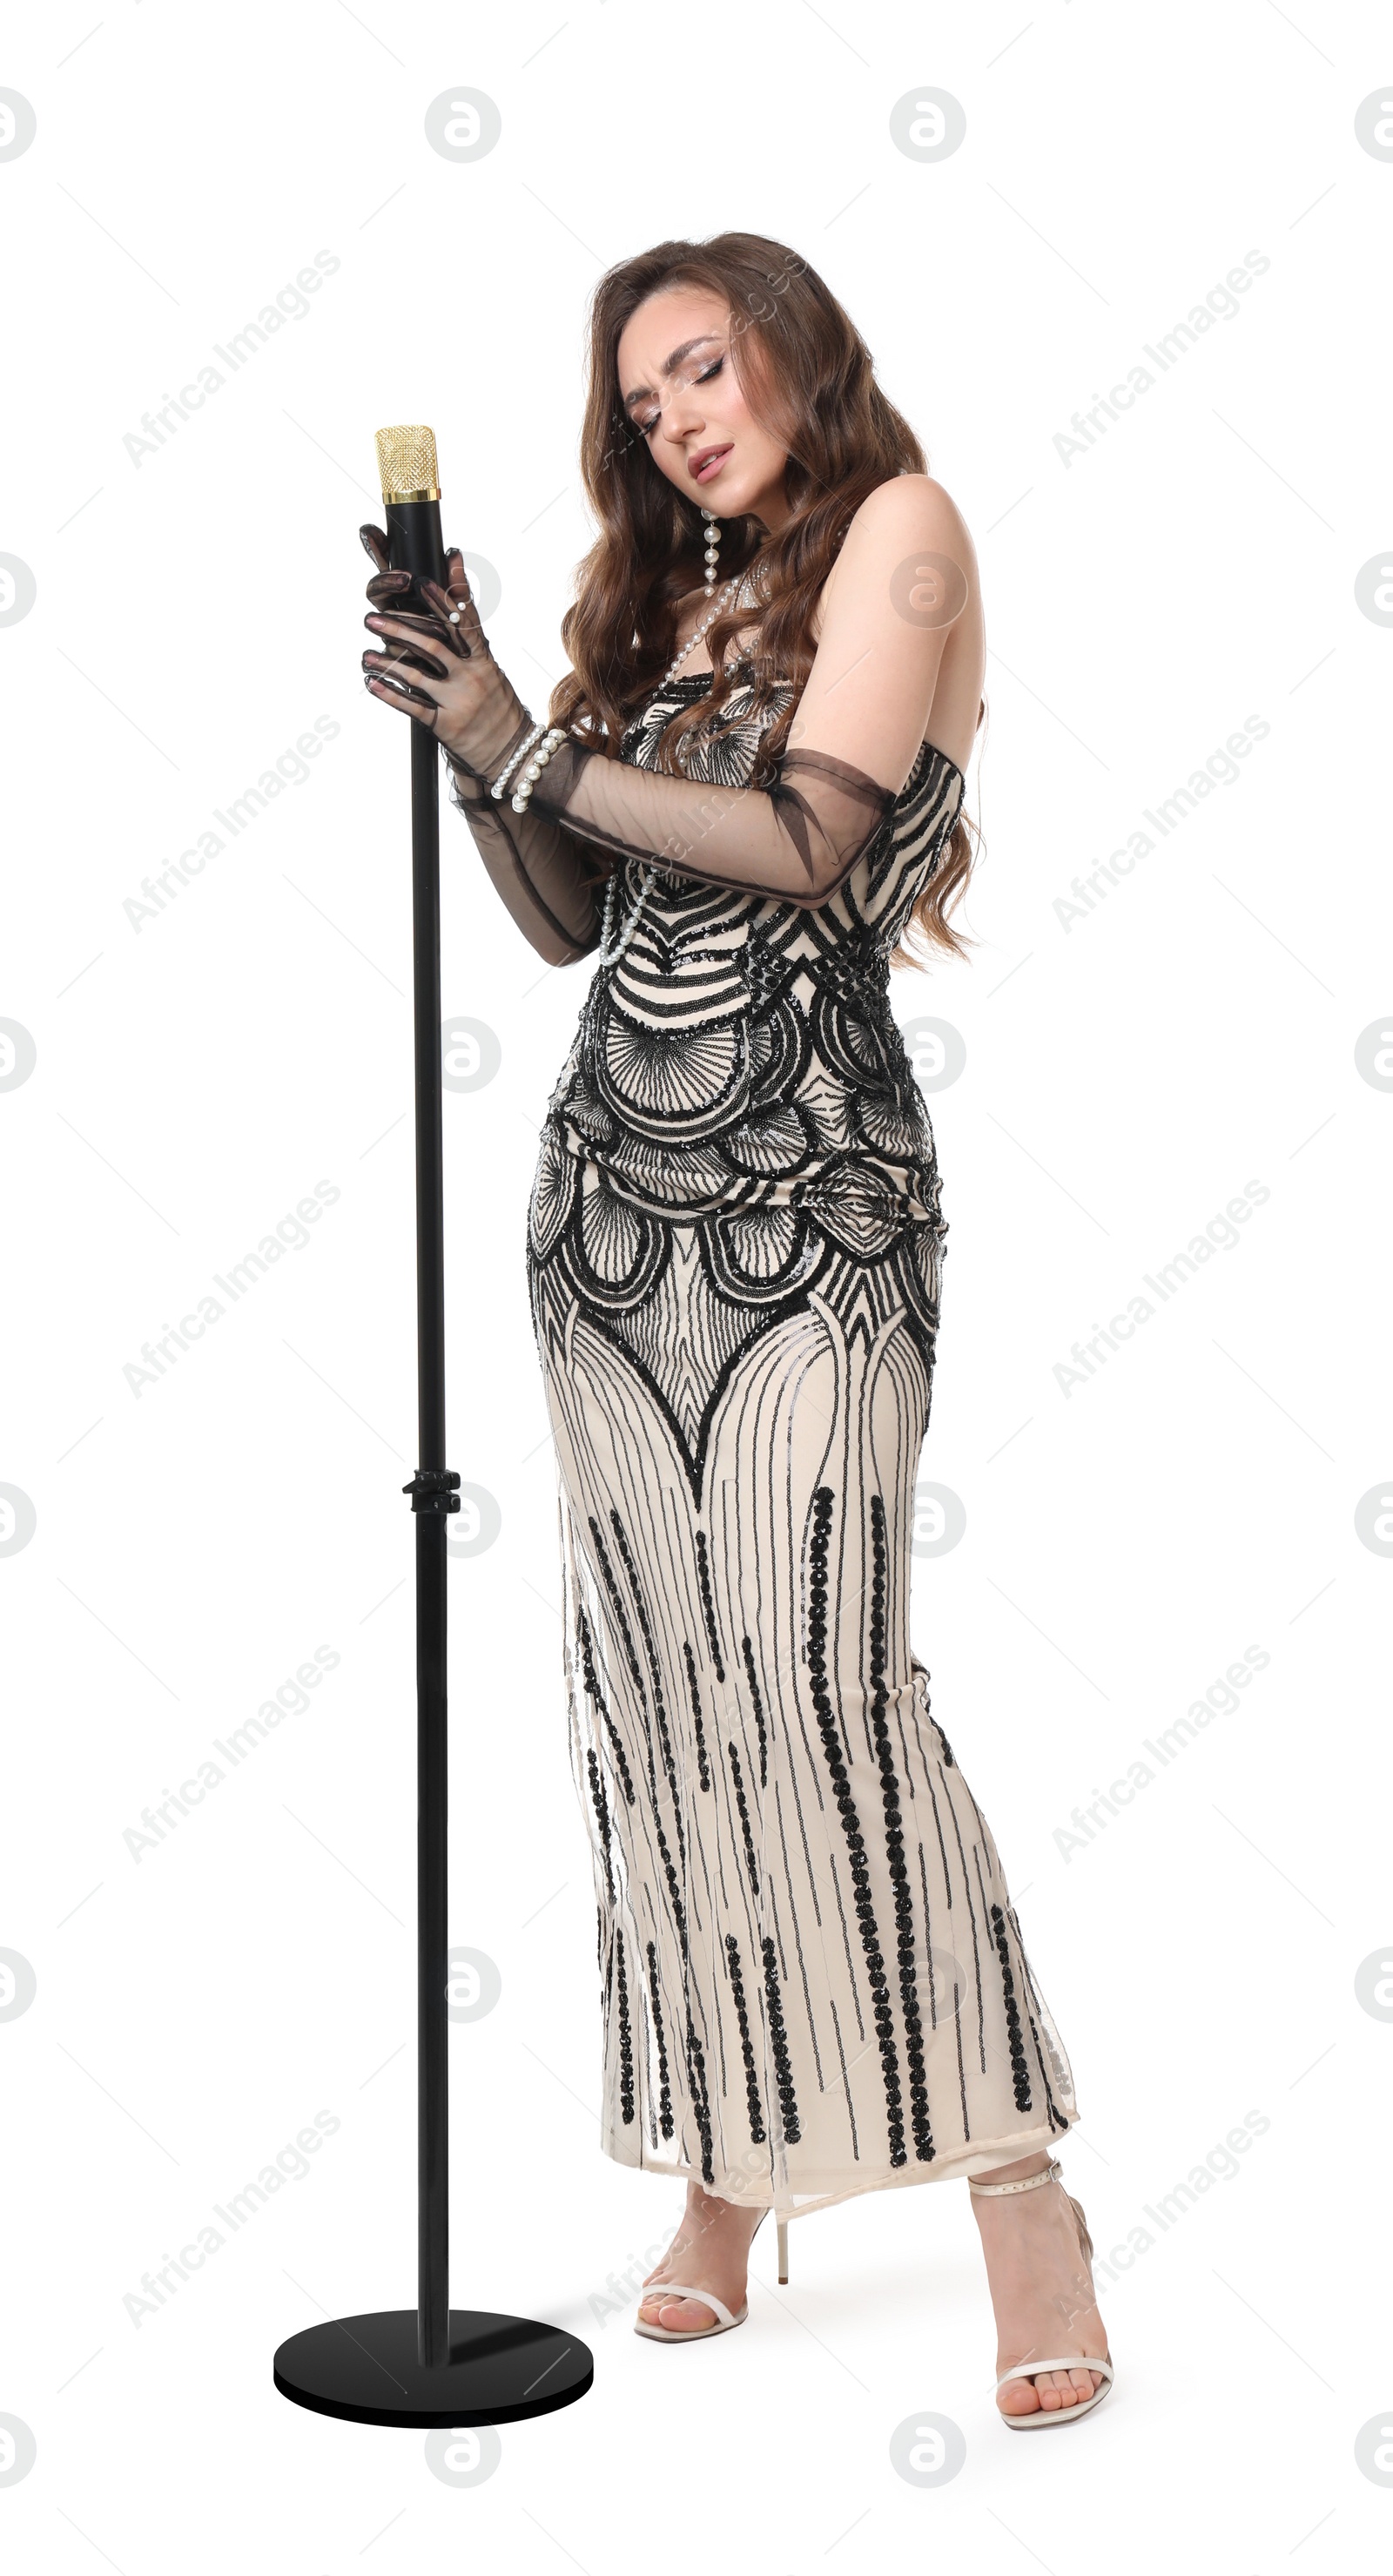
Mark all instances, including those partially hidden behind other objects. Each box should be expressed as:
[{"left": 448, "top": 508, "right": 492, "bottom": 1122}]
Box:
[{"left": 360, "top": 233, "right": 1112, "bottom": 2427}]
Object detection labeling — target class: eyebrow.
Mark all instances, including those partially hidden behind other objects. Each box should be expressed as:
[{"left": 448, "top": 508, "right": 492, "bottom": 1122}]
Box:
[{"left": 621, "top": 334, "right": 722, "bottom": 414}]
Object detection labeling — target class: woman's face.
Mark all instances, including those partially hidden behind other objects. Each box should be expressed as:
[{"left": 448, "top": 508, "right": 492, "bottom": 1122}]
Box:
[{"left": 616, "top": 287, "right": 792, "bottom": 539}]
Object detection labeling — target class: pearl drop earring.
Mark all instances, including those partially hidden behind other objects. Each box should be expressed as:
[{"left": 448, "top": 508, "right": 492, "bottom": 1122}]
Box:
[{"left": 702, "top": 506, "right": 722, "bottom": 597}]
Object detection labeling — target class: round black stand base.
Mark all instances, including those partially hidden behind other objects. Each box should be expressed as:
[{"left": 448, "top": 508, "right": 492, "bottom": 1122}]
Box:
[{"left": 273, "top": 2310, "right": 594, "bottom": 2428}]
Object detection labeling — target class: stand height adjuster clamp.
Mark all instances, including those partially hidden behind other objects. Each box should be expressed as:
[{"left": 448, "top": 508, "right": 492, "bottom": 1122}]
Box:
[{"left": 402, "top": 1468, "right": 461, "bottom": 1516}]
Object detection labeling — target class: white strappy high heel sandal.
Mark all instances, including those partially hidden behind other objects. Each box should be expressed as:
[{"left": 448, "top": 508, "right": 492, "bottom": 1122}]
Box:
[
  {"left": 968, "top": 2157, "right": 1114, "bottom": 2428},
  {"left": 633, "top": 2206, "right": 790, "bottom": 2342}
]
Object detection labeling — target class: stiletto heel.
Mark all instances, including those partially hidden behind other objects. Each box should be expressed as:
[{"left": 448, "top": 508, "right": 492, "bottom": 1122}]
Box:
[
  {"left": 969, "top": 2157, "right": 1114, "bottom": 2430},
  {"left": 777, "top": 2216, "right": 789, "bottom": 2284}
]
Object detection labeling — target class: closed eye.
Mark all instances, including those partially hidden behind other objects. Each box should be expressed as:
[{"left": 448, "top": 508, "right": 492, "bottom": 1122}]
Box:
[{"left": 637, "top": 355, "right": 724, "bottom": 437}]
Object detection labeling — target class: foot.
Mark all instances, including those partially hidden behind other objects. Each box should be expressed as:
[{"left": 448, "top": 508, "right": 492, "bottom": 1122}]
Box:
[
  {"left": 970, "top": 2154, "right": 1110, "bottom": 2421},
  {"left": 636, "top": 2184, "right": 765, "bottom": 2334}
]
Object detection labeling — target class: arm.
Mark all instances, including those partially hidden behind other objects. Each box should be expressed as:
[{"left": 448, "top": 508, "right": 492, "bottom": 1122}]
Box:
[
  {"left": 528, "top": 739, "right": 894, "bottom": 910},
  {"left": 358, "top": 529, "right": 602, "bottom": 966},
  {"left": 443, "top": 725, "right": 602, "bottom": 968},
  {"left": 527, "top": 477, "right": 966, "bottom": 908}
]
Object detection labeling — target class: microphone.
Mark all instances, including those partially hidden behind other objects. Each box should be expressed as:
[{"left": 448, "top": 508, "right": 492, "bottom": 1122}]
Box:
[{"left": 373, "top": 421, "right": 448, "bottom": 617}]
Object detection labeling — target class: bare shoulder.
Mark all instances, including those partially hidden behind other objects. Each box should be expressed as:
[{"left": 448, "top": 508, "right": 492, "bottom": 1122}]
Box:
[
  {"left": 813, "top": 476, "right": 979, "bottom": 651},
  {"left": 844, "top": 472, "right": 975, "bottom": 569}
]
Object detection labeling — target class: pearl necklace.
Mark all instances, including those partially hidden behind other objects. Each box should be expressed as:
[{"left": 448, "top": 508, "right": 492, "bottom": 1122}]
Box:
[
  {"left": 659, "top": 566, "right": 750, "bottom": 691},
  {"left": 596, "top": 571, "right": 753, "bottom": 969}
]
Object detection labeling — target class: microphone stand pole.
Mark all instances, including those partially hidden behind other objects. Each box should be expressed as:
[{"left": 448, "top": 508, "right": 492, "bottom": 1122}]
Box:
[{"left": 272, "top": 426, "right": 593, "bottom": 2430}]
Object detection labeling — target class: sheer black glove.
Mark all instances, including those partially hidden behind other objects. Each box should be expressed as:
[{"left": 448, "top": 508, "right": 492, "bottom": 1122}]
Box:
[{"left": 359, "top": 523, "right": 534, "bottom": 780}]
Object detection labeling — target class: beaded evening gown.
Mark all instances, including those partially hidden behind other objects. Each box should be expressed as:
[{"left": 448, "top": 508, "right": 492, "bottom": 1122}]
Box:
[{"left": 450, "top": 664, "right": 1079, "bottom": 2222}]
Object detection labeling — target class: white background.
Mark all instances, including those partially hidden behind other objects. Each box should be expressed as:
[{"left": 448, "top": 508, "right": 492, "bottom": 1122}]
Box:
[{"left": 3, "top": 2, "right": 1390, "bottom": 2567}]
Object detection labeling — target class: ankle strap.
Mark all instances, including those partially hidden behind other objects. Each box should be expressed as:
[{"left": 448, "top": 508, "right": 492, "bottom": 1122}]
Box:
[{"left": 969, "top": 2157, "right": 1062, "bottom": 2198}]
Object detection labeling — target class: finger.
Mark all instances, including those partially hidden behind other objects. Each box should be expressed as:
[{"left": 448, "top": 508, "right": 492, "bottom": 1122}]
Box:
[
  {"left": 421, "top": 575, "right": 487, "bottom": 655},
  {"left": 360, "top": 605, "right": 458, "bottom": 641},
  {"left": 362, "top": 643, "right": 451, "bottom": 690},
  {"left": 424, "top": 565, "right": 476, "bottom": 622},
  {"left": 364, "top": 613, "right": 463, "bottom": 671},
  {"left": 440, "top": 548, "right": 480, "bottom": 627},
  {"left": 359, "top": 523, "right": 393, "bottom": 574},
  {"left": 364, "top": 672, "right": 443, "bottom": 727},
  {"left": 363, "top": 629, "right": 450, "bottom": 693},
  {"left": 365, "top": 568, "right": 414, "bottom": 610},
  {"left": 364, "top": 606, "right": 464, "bottom": 650},
  {"left": 365, "top": 583, "right": 462, "bottom": 651}
]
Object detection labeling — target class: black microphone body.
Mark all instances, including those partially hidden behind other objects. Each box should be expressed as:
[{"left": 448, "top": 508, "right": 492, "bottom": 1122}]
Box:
[{"left": 384, "top": 494, "right": 448, "bottom": 644}]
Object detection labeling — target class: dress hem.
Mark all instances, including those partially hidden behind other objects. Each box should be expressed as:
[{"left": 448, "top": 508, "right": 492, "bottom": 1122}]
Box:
[{"left": 599, "top": 2108, "right": 1081, "bottom": 2222}]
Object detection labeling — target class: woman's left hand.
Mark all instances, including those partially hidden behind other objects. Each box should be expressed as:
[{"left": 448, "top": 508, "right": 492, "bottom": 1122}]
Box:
[{"left": 359, "top": 523, "right": 532, "bottom": 778}]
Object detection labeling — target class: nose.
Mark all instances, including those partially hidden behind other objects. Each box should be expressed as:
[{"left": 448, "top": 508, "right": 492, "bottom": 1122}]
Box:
[{"left": 656, "top": 375, "right": 707, "bottom": 451}]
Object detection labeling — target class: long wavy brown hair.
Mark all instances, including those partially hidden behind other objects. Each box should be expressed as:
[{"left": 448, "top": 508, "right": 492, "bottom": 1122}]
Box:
[{"left": 546, "top": 230, "right": 983, "bottom": 969}]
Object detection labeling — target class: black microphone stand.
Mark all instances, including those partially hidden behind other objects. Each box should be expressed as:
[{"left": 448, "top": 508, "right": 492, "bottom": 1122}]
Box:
[{"left": 272, "top": 428, "right": 593, "bottom": 2428}]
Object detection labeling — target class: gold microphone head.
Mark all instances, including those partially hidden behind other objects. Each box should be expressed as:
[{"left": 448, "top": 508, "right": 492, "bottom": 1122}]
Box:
[{"left": 374, "top": 425, "right": 441, "bottom": 504}]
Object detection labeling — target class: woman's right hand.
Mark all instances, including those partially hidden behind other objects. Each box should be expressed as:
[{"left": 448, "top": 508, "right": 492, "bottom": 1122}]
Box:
[{"left": 358, "top": 523, "right": 534, "bottom": 776}]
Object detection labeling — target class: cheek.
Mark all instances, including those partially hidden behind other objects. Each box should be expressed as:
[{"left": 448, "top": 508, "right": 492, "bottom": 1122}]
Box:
[
  {"left": 649, "top": 442, "right": 690, "bottom": 491},
  {"left": 717, "top": 373, "right": 754, "bottom": 431}
]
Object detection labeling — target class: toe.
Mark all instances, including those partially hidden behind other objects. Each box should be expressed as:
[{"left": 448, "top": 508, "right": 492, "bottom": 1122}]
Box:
[
  {"left": 636, "top": 2287, "right": 718, "bottom": 2330},
  {"left": 656, "top": 2295, "right": 717, "bottom": 2331},
  {"left": 997, "top": 2361, "right": 1106, "bottom": 2417}
]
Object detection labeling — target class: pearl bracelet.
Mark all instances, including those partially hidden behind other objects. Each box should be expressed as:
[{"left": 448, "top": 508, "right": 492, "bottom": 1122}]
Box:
[
  {"left": 510, "top": 726, "right": 568, "bottom": 813},
  {"left": 490, "top": 719, "right": 545, "bottom": 800}
]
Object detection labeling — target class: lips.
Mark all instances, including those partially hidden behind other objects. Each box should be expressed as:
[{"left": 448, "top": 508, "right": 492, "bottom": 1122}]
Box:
[{"left": 689, "top": 443, "right": 732, "bottom": 482}]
